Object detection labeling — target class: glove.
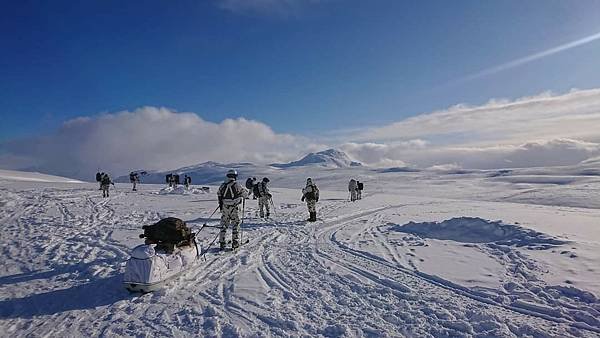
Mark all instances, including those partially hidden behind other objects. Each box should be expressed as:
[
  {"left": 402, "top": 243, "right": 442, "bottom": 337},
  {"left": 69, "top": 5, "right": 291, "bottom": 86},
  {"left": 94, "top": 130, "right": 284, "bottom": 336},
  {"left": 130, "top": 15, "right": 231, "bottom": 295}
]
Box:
[
  {"left": 301, "top": 196, "right": 305, "bottom": 202},
  {"left": 316, "top": 198, "right": 319, "bottom": 202}
]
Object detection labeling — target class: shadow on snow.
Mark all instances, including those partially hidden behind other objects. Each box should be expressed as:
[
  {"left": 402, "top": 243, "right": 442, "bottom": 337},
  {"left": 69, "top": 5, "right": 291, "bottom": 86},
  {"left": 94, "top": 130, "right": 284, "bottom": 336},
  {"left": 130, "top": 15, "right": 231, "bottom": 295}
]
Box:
[{"left": 0, "top": 274, "right": 131, "bottom": 319}]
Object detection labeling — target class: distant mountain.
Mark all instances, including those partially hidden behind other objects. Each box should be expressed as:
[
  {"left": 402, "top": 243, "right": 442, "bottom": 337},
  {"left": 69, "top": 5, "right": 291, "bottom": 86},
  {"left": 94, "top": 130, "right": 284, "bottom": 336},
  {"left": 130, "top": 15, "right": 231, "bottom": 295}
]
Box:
[{"left": 271, "top": 149, "right": 362, "bottom": 169}]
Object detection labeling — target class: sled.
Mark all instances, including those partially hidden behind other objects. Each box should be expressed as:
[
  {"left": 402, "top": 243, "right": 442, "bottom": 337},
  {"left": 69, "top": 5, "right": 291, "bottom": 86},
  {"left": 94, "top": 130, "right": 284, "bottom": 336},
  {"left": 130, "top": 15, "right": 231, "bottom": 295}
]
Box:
[{"left": 123, "top": 242, "right": 201, "bottom": 293}]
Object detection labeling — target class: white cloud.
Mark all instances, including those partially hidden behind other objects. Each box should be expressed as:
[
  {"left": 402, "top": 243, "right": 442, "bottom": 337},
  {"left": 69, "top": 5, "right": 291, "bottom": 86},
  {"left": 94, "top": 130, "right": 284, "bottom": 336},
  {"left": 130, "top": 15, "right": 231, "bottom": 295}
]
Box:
[
  {"left": 343, "top": 138, "right": 600, "bottom": 170},
  {"left": 339, "top": 88, "right": 600, "bottom": 169},
  {"left": 4, "top": 89, "right": 600, "bottom": 178},
  {"left": 354, "top": 88, "right": 600, "bottom": 146},
  {"left": 0, "top": 107, "right": 318, "bottom": 179}
]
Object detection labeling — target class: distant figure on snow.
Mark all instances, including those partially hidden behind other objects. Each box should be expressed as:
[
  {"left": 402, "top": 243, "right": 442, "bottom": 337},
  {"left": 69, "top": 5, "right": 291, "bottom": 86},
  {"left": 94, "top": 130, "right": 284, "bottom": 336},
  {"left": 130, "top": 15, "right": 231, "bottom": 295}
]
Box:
[
  {"left": 302, "top": 178, "right": 319, "bottom": 222},
  {"left": 96, "top": 172, "right": 102, "bottom": 190},
  {"left": 101, "top": 173, "right": 114, "bottom": 198},
  {"left": 245, "top": 177, "right": 254, "bottom": 192},
  {"left": 255, "top": 177, "right": 272, "bottom": 218},
  {"left": 348, "top": 179, "right": 358, "bottom": 202},
  {"left": 129, "top": 172, "right": 139, "bottom": 191},
  {"left": 184, "top": 175, "right": 191, "bottom": 189},
  {"left": 166, "top": 174, "right": 173, "bottom": 187},
  {"left": 357, "top": 180, "right": 363, "bottom": 200},
  {"left": 246, "top": 177, "right": 258, "bottom": 199},
  {"left": 217, "top": 170, "right": 249, "bottom": 250}
]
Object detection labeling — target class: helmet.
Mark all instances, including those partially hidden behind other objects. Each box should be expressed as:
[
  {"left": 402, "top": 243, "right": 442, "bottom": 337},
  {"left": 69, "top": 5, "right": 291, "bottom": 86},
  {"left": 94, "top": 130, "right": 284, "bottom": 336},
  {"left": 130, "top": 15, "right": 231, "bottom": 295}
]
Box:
[
  {"left": 306, "top": 177, "right": 312, "bottom": 184},
  {"left": 226, "top": 169, "right": 238, "bottom": 179},
  {"left": 262, "top": 177, "right": 270, "bottom": 183}
]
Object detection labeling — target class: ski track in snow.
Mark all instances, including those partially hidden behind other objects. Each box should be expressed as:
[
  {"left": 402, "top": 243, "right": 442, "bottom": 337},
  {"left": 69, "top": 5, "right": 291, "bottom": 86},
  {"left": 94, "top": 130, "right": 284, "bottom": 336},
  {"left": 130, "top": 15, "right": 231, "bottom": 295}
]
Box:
[{"left": 0, "top": 183, "right": 599, "bottom": 337}]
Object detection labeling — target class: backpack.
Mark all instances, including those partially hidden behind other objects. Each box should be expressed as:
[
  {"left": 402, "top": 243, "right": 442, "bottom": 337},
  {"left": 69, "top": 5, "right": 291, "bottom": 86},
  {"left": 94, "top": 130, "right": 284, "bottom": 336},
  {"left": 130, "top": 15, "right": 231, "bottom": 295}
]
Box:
[
  {"left": 255, "top": 182, "right": 268, "bottom": 197},
  {"left": 129, "top": 173, "right": 135, "bottom": 182},
  {"left": 220, "top": 181, "right": 242, "bottom": 200},
  {"left": 253, "top": 184, "right": 260, "bottom": 197},
  {"left": 245, "top": 178, "right": 253, "bottom": 189},
  {"left": 140, "top": 217, "right": 193, "bottom": 252},
  {"left": 304, "top": 184, "right": 317, "bottom": 200},
  {"left": 358, "top": 182, "right": 363, "bottom": 190},
  {"left": 96, "top": 173, "right": 101, "bottom": 182}
]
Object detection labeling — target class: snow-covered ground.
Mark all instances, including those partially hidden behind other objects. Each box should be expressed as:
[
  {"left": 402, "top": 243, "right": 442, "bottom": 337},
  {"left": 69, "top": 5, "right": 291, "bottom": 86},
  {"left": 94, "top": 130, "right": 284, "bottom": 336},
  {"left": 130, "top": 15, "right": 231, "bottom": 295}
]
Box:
[
  {"left": 0, "top": 169, "right": 83, "bottom": 183},
  {"left": 1, "top": 168, "right": 600, "bottom": 337}
]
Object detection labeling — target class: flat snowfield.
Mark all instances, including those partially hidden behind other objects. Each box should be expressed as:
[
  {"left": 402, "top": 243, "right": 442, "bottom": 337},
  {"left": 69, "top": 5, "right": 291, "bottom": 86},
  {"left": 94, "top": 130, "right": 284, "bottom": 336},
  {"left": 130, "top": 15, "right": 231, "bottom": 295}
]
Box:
[{"left": 1, "top": 171, "right": 600, "bottom": 337}]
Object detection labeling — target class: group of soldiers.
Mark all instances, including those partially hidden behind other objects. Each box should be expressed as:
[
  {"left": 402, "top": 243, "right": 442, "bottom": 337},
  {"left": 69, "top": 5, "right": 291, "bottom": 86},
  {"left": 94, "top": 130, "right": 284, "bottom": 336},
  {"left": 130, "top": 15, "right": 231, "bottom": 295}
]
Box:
[
  {"left": 95, "top": 172, "right": 114, "bottom": 198},
  {"left": 129, "top": 172, "right": 140, "bottom": 191},
  {"left": 348, "top": 179, "right": 364, "bottom": 202},
  {"left": 165, "top": 174, "right": 193, "bottom": 189},
  {"left": 96, "top": 168, "right": 359, "bottom": 251},
  {"left": 217, "top": 170, "right": 322, "bottom": 250},
  {"left": 245, "top": 177, "right": 273, "bottom": 218}
]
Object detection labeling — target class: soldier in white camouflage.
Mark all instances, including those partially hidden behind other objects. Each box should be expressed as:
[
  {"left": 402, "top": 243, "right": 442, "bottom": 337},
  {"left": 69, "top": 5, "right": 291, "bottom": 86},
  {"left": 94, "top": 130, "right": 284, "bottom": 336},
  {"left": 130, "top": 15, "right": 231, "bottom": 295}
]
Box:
[
  {"left": 348, "top": 179, "right": 358, "bottom": 201},
  {"left": 217, "top": 169, "right": 249, "bottom": 250},
  {"left": 301, "top": 178, "right": 319, "bottom": 222},
  {"left": 256, "top": 177, "right": 272, "bottom": 218}
]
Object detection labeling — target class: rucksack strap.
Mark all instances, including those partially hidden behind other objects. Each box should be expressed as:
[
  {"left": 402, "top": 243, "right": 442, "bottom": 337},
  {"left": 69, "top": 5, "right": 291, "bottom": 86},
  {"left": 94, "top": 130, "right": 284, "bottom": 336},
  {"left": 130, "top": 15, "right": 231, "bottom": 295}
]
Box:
[{"left": 220, "top": 181, "right": 240, "bottom": 200}]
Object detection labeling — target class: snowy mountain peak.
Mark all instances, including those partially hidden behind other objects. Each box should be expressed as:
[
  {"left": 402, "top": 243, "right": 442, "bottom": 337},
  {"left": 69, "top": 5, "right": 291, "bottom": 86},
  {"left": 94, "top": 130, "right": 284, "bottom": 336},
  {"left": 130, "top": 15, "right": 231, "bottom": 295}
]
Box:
[{"left": 271, "top": 149, "right": 362, "bottom": 168}]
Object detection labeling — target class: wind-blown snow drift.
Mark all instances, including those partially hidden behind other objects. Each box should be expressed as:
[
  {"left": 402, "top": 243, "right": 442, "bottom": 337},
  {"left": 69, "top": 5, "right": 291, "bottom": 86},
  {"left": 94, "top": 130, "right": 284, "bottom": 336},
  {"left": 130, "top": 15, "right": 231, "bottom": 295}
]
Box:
[{"left": 393, "top": 217, "right": 567, "bottom": 247}]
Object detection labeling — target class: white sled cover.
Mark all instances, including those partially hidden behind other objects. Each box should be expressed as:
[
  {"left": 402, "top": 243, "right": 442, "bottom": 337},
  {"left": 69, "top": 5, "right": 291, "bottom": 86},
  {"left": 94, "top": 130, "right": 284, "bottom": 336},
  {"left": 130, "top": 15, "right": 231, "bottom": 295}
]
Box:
[{"left": 123, "top": 243, "right": 199, "bottom": 289}]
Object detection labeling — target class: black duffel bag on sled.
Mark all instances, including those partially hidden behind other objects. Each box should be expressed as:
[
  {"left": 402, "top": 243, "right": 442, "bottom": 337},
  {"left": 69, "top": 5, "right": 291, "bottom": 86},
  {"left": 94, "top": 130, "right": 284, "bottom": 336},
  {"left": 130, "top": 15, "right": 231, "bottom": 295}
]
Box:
[{"left": 140, "top": 217, "right": 194, "bottom": 253}]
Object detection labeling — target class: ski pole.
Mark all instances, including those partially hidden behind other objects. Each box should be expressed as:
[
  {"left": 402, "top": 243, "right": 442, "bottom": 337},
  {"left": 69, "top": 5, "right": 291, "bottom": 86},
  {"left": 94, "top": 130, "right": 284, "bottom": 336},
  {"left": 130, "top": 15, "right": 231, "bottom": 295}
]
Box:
[
  {"left": 203, "top": 205, "right": 220, "bottom": 226},
  {"left": 239, "top": 198, "right": 246, "bottom": 246},
  {"left": 197, "top": 204, "right": 222, "bottom": 259},
  {"left": 202, "top": 230, "right": 223, "bottom": 260},
  {"left": 269, "top": 196, "right": 276, "bottom": 215}
]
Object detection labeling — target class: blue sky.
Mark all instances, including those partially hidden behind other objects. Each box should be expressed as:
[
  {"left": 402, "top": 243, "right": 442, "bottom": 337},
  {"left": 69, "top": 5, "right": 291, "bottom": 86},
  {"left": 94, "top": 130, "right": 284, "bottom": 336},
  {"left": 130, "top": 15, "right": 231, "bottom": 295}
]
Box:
[{"left": 2, "top": 0, "right": 600, "bottom": 142}]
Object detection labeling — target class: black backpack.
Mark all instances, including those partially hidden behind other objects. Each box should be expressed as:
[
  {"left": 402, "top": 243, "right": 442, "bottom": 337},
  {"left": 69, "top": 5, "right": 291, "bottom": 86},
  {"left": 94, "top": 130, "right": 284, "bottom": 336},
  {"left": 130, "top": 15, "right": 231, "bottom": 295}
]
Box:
[
  {"left": 140, "top": 217, "right": 193, "bottom": 252},
  {"left": 253, "top": 184, "right": 260, "bottom": 197},
  {"left": 245, "top": 178, "right": 253, "bottom": 189},
  {"left": 358, "top": 182, "right": 363, "bottom": 190},
  {"left": 96, "top": 173, "right": 101, "bottom": 182}
]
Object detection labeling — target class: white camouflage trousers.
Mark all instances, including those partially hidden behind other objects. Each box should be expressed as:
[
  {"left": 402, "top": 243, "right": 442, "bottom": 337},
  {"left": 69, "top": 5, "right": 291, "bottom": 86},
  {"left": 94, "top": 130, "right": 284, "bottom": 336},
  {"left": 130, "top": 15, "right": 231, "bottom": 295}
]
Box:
[
  {"left": 306, "top": 199, "right": 316, "bottom": 213},
  {"left": 258, "top": 196, "right": 270, "bottom": 217},
  {"left": 220, "top": 204, "right": 241, "bottom": 244},
  {"left": 101, "top": 184, "right": 110, "bottom": 197},
  {"left": 350, "top": 189, "right": 358, "bottom": 201}
]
